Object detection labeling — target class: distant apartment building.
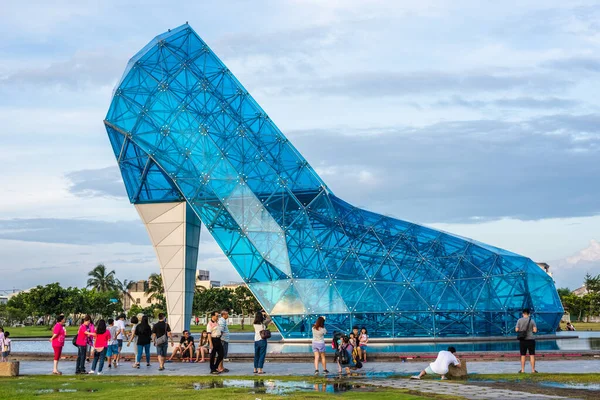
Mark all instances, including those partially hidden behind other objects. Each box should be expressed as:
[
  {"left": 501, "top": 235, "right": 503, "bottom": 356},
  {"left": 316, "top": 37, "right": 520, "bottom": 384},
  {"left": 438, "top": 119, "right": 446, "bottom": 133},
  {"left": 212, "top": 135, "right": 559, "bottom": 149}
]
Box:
[
  {"left": 0, "top": 296, "right": 7, "bottom": 305},
  {"left": 196, "top": 269, "right": 221, "bottom": 290},
  {"left": 123, "top": 280, "right": 160, "bottom": 310},
  {"left": 572, "top": 285, "right": 588, "bottom": 297},
  {"left": 536, "top": 262, "right": 553, "bottom": 277}
]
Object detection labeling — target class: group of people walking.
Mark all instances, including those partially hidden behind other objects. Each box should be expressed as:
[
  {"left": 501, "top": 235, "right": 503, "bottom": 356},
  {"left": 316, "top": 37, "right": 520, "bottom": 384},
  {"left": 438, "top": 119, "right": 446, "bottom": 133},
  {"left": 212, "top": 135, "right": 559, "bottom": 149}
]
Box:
[
  {"left": 49, "top": 312, "right": 174, "bottom": 375},
  {"left": 45, "top": 309, "right": 275, "bottom": 376}
]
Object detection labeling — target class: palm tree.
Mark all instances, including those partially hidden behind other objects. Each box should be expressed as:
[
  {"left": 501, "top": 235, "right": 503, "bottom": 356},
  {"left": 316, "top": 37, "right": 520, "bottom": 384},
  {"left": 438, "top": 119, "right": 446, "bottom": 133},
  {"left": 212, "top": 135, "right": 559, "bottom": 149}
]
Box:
[
  {"left": 116, "top": 278, "right": 135, "bottom": 307},
  {"left": 87, "top": 264, "right": 117, "bottom": 292},
  {"left": 145, "top": 273, "right": 164, "bottom": 302}
]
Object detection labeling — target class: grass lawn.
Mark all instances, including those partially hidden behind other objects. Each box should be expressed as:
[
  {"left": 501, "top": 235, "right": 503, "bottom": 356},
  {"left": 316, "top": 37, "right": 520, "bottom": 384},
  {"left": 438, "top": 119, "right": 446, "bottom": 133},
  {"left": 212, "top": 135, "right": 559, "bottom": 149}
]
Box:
[
  {"left": 468, "top": 373, "right": 600, "bottom": 384},
  {"left": 563, "top": 322, "right": 600, "bottom": 331},
  {"left": 0, "top": 376, "right": 448, "bottom": 400},
  {"left": 5, "top": 326, "right": 78, "bottom": 338},
  {"left": 7, "top": 324, "right": 276, "bottom": 338}
]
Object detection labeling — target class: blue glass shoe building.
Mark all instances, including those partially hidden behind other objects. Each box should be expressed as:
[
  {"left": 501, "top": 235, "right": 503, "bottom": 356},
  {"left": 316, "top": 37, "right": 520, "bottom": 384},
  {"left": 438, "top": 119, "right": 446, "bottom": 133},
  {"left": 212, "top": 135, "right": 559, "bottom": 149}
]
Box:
[{"left": 104, "top": 24, "right": 563, "bottom": 338}]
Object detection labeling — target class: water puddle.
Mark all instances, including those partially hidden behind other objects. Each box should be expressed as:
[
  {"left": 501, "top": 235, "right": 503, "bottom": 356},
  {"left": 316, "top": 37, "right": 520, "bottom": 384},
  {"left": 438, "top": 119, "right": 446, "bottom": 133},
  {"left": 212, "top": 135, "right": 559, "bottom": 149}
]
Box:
[
  {"left": 34, "top": 388, "right": 99, "bottom": 394},
  {"left": 538, "top": 382, "right": 600, "bottom": 391},
  {"left": 192, "top": 379, "right": 369, "bottom": 394},
  {"left": 35, "top": 389, "right": 78, "bottom": 394}
]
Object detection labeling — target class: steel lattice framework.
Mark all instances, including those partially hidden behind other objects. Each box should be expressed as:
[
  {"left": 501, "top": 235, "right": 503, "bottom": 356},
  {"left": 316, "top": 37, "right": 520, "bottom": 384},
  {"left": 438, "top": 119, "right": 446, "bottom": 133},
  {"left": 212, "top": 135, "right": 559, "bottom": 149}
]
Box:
[{"left": 105, "top": 24, "right": 563, "bottom": 338}]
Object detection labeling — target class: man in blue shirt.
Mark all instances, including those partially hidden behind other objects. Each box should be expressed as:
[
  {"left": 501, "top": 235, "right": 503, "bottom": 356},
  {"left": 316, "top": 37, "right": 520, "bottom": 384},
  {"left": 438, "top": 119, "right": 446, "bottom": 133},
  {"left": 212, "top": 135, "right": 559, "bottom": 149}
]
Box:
[{"left": 218, "top": 310, "right": 230, "bottom": 373}]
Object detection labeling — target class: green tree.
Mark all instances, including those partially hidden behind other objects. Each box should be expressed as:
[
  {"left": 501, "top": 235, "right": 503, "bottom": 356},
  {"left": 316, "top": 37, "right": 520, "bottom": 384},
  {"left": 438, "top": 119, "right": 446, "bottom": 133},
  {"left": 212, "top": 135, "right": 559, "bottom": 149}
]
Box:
[
  {"left": 583, "top": 273, "right": 600, "bottom": 322},
  {"left": 115, "top": 278, "right": 135, "bottom": 306},
  {"left": 87, "top": 264, "right": 117, "bottom": 292},
  {"left": 557, "top": 287, "right": 571, "bottom": 298},
  {"left": 193, "top": 288, "right": 234, "bottom": 317},
  {"left": 27, "top": 283, "right": 69, "bottom": 323},
  {"left": 232, "top": 285, "right": 261, "bottom": 329},
  {"left": 127, "top": 304, "right": 143, "bottom": 319},
  {"left": 145, "top": 273, "right": 166, "bottom": 310}
]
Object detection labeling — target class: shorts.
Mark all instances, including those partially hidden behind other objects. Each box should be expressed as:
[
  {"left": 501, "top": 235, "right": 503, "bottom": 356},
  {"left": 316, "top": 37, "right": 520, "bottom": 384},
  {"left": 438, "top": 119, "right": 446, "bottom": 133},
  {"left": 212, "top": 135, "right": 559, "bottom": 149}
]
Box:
[
  {"left": 117, "top": 339, "right": 123, "bottom": 349},
  {"left": 156, "top": 342, "right": 168, "bottom": 357},
  {"left": 312, "top": 342, "right": 326, "bottom": 353},
  {"left": 106, "top": 344, "right": 119, "bottom": 357},
  {"left": 359, "top": 344, "right": 367, "bottom": 349},
  {"left": 2, "top": 351, "right": 10, "bottom": 358},
  {"left": 222, "top": 341, "right": 229, "bottom": 358},
  {"left": 425, "top": 365, "right": 437, "bottom": 375},
  {"left": 53, "top": 346, "right": 63, "bottom": 361},
  {"left": 519, "top": 339, "right": 536, "bottom": 356}
]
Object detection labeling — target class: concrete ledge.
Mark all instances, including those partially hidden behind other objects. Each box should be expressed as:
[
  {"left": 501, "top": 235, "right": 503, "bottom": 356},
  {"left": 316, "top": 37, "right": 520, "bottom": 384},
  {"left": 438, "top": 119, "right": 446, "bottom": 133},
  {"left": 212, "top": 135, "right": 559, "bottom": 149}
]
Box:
[{"left": 0, "top": 361, "right": 19, "bottom": 376}]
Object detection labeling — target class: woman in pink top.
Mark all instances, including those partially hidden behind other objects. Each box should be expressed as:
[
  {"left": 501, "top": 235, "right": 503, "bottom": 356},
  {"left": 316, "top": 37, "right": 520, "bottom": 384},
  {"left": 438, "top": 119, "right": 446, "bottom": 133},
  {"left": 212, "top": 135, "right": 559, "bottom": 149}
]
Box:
[
  {"left": 49, "top": 315, "right": 66, "bottom": 375},
  {"left": 88, "top": 319, "right": 111, "bottom": 375},
  {"left": 75, "top": 315, "right": 92, "bottom": 374}
]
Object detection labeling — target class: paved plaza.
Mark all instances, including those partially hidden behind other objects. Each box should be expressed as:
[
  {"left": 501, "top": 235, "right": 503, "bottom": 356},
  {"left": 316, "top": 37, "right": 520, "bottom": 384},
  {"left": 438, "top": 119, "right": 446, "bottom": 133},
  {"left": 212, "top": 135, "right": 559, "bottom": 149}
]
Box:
[{"left": 17, "top": 359, "right": 600, "bottom": 376}]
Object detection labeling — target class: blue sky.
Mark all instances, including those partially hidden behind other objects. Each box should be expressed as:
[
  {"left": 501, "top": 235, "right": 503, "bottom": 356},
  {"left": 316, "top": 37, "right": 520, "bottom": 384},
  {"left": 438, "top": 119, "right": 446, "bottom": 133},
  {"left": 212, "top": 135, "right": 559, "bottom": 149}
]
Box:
[{"left": 2, "top": 0, "right": 600, "bottom": 292}]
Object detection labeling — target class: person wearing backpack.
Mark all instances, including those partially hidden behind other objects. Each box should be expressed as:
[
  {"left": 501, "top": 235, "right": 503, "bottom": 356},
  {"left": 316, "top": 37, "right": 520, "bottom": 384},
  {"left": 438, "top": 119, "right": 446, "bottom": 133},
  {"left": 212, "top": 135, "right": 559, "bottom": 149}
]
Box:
[
  {"left": 252, "top": 310, "right": 271, "bottom": 374},
  {"left": 516, "top": 308, "right": 538, "bottom": 373},
  {"left": 336, "top": 336, "right": 356, "bottom": 375}
]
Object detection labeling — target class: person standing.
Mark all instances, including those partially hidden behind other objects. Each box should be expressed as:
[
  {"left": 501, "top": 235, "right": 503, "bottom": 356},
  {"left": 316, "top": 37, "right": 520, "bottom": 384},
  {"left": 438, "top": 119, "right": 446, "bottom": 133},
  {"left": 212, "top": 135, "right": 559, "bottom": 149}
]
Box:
[
  {"left": 218, "top": 310, "right": 230, "bottom": 373},
  {"left": 252, "top": 310, "right": 271, "bottom": 375},
  {"left": 75, "top": 315, "right": 92, "bottom": 374},
  {"left": 49, "top": 315, "right": 67, "bottom": 375},
  {"left": 311, "top": 316, "right": 328, "bottom": 375},
  {"left": 115, "top": 314, "right": 126, "bottom": 366},
  {"left": 152, "top": 313, "right": 173, "bottom": 371},
  {"left": 359, "top": 327, "right": 369, "bottom": 362},
  {"left": 516, "top": 308, "right": 538, "bottom": 373},
  {"left": 106, "top": 319, "right": 120, "bottom": 369},
  {"left": 89, "top": 319, "right": 111, "bottom": 375},
  {"left": 130, "top": 315, "right": 152, "bottom": 368},
  {"left": 1, "top": 331, "right": 11, "bottom": 362},
  {"left": 86, "top": 319, "right": 95, "bottom": 363},
  {"left": 207, "top": 311, "right": 224, "bottom": 374},
  {"left": 128, "top": 316, "right": 139, "bottom": 361}
]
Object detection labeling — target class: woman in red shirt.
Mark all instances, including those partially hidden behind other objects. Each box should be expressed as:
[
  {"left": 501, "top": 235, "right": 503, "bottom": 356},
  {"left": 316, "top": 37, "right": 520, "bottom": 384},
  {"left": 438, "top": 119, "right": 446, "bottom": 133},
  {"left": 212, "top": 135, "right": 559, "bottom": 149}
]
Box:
[
  {"left": 88, "top": 320, "right": 111, "bottom": 375},
  {"left": 49, "top": 315, "right": 66, "bottom": 375}
]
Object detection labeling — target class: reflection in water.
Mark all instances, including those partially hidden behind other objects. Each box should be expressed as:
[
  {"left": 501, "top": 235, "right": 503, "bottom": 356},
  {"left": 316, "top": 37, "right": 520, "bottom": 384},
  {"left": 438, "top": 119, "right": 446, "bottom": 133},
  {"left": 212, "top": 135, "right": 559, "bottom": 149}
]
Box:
[{"left": 192, "top": 379, "right": 363, "bottom": 394}]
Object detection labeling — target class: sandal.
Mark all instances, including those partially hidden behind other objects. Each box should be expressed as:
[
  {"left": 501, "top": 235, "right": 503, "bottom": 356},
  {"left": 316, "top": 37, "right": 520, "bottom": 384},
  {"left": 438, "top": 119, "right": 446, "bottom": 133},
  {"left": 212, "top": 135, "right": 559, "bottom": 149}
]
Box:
[{"left": 52, "top": 371, "right": 62, "bottom": 375}]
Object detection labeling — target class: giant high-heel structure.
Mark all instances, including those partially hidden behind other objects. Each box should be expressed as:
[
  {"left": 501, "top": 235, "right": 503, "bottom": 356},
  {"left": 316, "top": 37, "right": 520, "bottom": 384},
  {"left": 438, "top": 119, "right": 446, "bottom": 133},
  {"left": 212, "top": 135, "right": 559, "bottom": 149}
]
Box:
[{"left": 105, "top": 24, "right": 563, "bottom": 338}]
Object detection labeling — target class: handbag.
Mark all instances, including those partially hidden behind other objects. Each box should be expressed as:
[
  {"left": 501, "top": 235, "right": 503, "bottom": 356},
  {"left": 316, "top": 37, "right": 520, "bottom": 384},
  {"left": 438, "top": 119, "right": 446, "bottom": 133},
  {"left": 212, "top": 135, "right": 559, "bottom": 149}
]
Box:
[
  {"left": 155, "top": 334, "right": 168, "bottom": 346},
  {"left": 517, "top": 318, "right": 531, "bottom": 341},
  {"left": 260, "top": 328, "right": 271, "bottom": 340},
  {"left": 72, "top": 334, "right": 78, "bottom": 346}
]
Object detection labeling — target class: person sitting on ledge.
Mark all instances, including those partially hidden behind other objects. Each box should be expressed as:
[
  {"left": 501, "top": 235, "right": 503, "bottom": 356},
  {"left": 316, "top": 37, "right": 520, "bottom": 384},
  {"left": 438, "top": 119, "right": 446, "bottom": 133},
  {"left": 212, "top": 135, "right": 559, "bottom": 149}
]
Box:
[
  {"left": 411, "top": 346, "right": 460, "bottom": 380},
  {"left": 167, "top": 330, "right": 195, "bottom": 362}
]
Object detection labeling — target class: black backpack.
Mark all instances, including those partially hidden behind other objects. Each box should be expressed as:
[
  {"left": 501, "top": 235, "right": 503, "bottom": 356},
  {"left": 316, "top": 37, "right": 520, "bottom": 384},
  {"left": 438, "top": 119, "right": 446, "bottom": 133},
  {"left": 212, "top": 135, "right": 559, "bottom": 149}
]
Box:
[{"left": 338, "top": 345, "right": 350, "bottom": 364}]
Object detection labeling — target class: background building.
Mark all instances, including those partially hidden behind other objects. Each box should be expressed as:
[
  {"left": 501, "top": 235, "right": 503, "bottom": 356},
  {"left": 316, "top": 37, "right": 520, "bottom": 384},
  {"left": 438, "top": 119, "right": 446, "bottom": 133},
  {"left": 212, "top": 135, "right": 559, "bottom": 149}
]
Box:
[
  {"left": 196, "top": 270, "right": 221, "bottom": 290},
  {"left": 123, "top": 280, "right": 160, "bottom": 311}
]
